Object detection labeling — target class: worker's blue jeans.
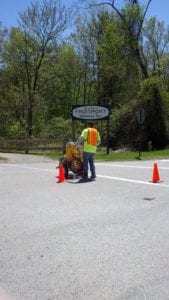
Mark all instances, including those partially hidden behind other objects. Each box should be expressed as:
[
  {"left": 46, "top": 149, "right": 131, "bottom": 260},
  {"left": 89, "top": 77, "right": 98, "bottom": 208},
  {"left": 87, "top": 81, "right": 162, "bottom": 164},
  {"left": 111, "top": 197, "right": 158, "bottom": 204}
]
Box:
[{"left": 83, "top": 152, "right": 95, "bottom": 179}]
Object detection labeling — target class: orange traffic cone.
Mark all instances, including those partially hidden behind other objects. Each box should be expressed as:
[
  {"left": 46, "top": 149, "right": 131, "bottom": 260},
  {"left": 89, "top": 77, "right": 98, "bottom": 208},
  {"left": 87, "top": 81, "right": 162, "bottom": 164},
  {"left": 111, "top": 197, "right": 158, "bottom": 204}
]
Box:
[
  {"left": 150, "top": 162, "right": 163, "bottom": 183},
  {"left": 57, "top": 164, "right": 66, "bottom": 183}
]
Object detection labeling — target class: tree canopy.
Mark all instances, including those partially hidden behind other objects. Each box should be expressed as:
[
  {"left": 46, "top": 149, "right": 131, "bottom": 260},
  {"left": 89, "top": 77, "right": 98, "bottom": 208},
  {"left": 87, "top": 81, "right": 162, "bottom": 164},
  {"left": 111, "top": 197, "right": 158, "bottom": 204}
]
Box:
[{"left": 1, "top": 0, "right": 169, "bottom": 150}]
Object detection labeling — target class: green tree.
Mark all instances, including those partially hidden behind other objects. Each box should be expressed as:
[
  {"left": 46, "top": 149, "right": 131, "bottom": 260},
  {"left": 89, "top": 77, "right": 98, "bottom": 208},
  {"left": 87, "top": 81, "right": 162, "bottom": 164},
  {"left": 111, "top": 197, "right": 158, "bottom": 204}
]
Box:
[
  {"left": 81, "top": 0, "right": 152, "bottom": 78},
  {"left": 138, "top": 76, "right": 168, "bottom": 149},
  {"left": 17, "top": 0, "right": 71, "bottom": 138},
  {"left": 72, "top": 9, "right": 123, "bottom": 106},
  {"left": 38, "top": 43, "right": 85, "bottom": 121},
  {"left": 0, "top": 23, "right": 9, "bottom": 136},
  {"left": 143, "top": 17, "right": 169, "bottom": 77},
  {"left": 97, "top": 11, "right": 140, "bottom": 108}
]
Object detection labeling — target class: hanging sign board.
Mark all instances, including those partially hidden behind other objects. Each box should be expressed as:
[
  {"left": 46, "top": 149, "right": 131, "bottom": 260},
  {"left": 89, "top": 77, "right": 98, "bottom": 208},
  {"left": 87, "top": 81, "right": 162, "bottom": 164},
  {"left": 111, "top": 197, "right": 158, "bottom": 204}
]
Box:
[{"left": 72, "top": 105, "right": 110, "bottom": 120}]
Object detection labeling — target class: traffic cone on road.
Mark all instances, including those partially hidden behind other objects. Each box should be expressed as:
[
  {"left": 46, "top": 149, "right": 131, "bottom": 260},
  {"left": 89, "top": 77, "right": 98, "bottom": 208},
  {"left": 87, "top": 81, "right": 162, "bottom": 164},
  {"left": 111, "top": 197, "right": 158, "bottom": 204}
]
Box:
[
  {"left": 57, "top": 164, "right": 66, "bottom": 183},
  {"left": 150, "top": 162, "right": 162, "bottom": 183}
]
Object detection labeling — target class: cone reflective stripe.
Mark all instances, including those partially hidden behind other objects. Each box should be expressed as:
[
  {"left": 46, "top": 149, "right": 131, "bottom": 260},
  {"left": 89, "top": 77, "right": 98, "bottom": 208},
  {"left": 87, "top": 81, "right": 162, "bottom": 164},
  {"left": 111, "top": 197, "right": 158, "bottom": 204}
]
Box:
[
  {"left": 150, "top": 162, "right": 163, "bottom": 183},
  {"left": 57, "top": 164, "right": 66, "bottom": 183}
]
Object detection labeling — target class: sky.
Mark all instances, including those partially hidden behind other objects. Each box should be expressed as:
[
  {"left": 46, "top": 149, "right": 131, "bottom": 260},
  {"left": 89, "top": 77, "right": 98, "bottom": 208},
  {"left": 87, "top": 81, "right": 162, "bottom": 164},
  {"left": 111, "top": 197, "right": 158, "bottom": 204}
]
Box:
[{"left": 0, "top": 0, "right": 169, "bottom": 28}]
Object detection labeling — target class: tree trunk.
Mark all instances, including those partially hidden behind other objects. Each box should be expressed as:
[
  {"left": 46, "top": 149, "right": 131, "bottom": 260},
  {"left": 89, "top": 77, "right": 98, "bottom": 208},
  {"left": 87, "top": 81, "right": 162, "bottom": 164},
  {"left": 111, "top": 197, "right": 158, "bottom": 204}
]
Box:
[
  {"left": 27, "top": 94, "right": 33, "bottom": 138},
  {"left": 134, "top": 47, "right": 148, "bottom": 78}
]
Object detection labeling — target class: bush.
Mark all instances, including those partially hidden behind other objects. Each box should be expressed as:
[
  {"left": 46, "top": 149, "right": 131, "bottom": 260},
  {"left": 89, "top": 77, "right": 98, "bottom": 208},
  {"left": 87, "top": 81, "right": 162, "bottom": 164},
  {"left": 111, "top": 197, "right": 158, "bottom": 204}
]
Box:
[
  {"left": 139, "top": 77, "right": 168, "bottom": 149},
  {"left": 8, "top": 121, "right": 26, "bottom": 138}
]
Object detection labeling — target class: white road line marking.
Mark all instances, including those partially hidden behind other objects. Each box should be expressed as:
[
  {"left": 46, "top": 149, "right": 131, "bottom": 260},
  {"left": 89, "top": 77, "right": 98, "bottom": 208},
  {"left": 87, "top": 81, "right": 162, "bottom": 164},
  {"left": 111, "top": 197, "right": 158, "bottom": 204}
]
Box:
[
  {"left": 96, "top": 163, "right": 169, "bottom": 170},
  {"left": 1, "top": 163, "right": 169, "bottom": 187},
  {"left": 0, "top": 163, "right": 55, "bottom": 172},
  {"left": 160, "top": 159, "right": 169, "bottom": 162},
  {"left": 97, "top": 175, "right": 169, "bottom": 187}
]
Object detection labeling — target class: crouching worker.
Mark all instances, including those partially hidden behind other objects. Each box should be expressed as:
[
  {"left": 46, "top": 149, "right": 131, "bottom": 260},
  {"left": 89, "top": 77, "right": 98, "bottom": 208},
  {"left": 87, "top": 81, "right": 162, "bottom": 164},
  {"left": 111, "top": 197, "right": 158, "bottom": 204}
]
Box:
[{"left": 75, "top": 122, "right": 101, "bottom": 182}]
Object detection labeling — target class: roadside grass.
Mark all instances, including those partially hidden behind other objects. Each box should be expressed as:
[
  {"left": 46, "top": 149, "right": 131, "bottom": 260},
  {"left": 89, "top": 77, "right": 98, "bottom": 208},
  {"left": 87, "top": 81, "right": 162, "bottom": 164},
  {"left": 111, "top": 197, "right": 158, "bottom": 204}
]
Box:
[
  {"left": 0, "top": 149, "right": 169, "bottom": 161},
  {"left": 40, "top": 148, "right": 169, "bottom": 161},
  {"left": 95, "top": 149, "right": 169, "bottom": 161},
  {"left": 0, "top": 156, "right": 7, "bottom": 161}
]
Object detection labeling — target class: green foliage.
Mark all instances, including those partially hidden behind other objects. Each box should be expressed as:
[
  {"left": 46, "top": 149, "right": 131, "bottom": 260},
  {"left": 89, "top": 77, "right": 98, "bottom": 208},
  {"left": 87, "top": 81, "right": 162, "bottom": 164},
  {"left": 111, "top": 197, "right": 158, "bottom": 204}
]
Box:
[
  {"left": 8, "top": 120, "right": 26, "bottom": 138},
  {"left": 108, "top": 76, "right": 169, "bottom": 150},
  {"left": 143, "top": 17, "right": 169, "bottom": 77},
  {"left": 108, "top": 100, "right": 138, "bottom": 148},
  {"left": 138, "top": 76, "right": 169, "bottom": 149},
  {"left": 0, "top": 0, "right": 169, "bottom": 152},
  {"left": 147, "top": 140, "right": 152, "bottom": 151},
  {"left": 48, "top": 117, "right": 72, "bottom": 142},
  {"left": 38, "top": 44, "right": 84, "bottom": 120},
  {"left": 36, "top": 148, "right": 169, "bottom": 162}
]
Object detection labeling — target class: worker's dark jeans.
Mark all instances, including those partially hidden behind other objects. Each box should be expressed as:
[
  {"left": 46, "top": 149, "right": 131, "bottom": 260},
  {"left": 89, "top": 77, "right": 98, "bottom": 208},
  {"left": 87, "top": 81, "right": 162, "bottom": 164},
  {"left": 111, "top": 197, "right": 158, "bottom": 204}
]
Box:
[{"left": 83, "top": 152, "right": 95, "bottom": 179}]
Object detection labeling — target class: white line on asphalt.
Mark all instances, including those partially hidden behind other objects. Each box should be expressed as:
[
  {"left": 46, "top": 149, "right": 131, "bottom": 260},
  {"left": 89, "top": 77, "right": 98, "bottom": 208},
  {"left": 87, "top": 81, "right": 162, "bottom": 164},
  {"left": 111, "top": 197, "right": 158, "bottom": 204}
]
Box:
[
  {"left": 160, "top": 159, "right": 169, "bottom": 162},
  {"left": 96, "top": 163, "right": 169, "bottom": 170},
  {"left": 0, "top": 163, "right": 55, "bottom": 172},
  {"left": 97, "top": 175, "right": 169, "bottom": 188},
  {"left": 1, "top": 163, "right": 169, "bottom": 187}
]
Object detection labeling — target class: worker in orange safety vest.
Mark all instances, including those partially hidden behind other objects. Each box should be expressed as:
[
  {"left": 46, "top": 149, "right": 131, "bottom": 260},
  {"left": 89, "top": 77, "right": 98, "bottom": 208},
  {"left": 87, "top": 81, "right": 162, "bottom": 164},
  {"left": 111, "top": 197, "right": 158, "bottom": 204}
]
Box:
[{"left": 75, "top": 121, "right": 101, "bottom": 182}]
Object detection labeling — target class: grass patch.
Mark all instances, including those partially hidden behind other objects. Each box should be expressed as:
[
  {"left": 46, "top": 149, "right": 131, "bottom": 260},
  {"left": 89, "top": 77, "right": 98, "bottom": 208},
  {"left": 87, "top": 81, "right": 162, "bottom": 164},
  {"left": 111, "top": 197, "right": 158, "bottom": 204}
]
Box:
[
  {"left": 38, "top": 149, "right": 169, "bottom": 161},
  {"left": 36, "top": 151, "right": 65, "bottom": 161},
  {"left": 0, "top": 156, "right": 7, "bottom": 161},
  {"left": 1, "top": 149, "right": 169, "bottom": 162},
  {"left": 95, "top": 149, "right": 169, "bottom": 161}
]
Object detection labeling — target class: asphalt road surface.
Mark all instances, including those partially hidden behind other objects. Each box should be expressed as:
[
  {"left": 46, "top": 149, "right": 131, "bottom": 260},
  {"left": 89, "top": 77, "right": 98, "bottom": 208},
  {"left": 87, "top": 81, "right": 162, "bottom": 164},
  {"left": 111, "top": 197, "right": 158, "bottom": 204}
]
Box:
[{"left": 0, "top": 153, "right": 169, "bottom": 300}]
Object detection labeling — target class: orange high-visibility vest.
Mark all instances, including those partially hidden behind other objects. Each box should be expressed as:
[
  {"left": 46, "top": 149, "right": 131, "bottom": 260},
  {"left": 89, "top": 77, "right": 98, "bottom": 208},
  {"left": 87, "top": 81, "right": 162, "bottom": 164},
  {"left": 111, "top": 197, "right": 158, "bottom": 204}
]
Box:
[{"left": 87, "top": 128, "right": 98, "bottom": 146}]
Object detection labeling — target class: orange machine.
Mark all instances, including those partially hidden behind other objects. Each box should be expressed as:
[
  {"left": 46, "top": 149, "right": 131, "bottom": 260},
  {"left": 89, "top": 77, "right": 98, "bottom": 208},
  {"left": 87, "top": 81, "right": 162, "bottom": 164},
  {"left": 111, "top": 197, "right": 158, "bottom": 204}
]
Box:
[{"left": 59, "top": 142, "right": 83, "bottom": 178}]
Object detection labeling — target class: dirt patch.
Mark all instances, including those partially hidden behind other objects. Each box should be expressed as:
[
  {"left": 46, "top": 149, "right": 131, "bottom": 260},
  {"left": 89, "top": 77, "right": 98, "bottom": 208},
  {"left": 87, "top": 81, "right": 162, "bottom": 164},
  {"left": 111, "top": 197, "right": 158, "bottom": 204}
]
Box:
[{"left": 0, "top": 152, "right": 55, "bottom": 164}]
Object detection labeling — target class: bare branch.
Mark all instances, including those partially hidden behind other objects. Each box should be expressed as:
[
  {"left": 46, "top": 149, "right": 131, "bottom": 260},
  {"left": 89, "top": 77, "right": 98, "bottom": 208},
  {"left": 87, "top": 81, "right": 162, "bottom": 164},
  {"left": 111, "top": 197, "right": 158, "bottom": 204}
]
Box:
[
  {"left": 137, "top": 0, "right": 152, "bottom": 38},
  {"left": 18, "top": 0, "right": 72, "bottom": 43}
]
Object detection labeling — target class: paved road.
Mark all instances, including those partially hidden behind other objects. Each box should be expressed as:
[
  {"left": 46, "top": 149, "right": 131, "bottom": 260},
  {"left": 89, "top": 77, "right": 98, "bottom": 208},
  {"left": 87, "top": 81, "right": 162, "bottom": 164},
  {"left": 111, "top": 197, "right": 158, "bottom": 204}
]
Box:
[{"left": 0, "top": 154, "right": 169, "bottom": 300}]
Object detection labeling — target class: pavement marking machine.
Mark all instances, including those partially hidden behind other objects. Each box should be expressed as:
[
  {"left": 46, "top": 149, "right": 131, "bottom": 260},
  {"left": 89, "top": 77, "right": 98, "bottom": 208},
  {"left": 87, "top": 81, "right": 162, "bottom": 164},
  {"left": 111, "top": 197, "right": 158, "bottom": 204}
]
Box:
[{"left": 59, "top": 142, "right": 83, "bottom": 179}]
